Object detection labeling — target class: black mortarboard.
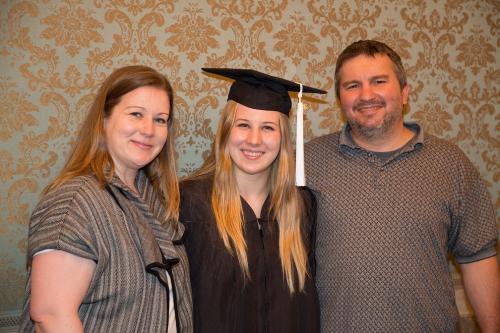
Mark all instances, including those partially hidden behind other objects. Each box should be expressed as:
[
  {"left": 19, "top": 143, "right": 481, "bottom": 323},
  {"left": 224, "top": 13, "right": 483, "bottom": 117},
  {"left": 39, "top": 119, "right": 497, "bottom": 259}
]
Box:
[{"left": 202, "top": 68, "right": 326, "bottom": 115}]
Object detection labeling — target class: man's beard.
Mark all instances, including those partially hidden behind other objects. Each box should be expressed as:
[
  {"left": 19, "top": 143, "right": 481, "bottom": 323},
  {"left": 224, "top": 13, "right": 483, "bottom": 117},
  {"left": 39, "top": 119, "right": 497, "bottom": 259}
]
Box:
[{"left": 348, "top": 100, "right": 403, "bottom": 140}]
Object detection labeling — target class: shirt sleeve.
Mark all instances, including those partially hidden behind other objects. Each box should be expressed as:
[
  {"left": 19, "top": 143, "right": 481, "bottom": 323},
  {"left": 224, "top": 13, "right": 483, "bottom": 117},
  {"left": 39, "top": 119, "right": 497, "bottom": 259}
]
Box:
[
  {"left": 447, "top": 151, "right": 498, "bottom": 264},
  {"left": 28, "top": 184, "right": 99, "bottom": 263}
]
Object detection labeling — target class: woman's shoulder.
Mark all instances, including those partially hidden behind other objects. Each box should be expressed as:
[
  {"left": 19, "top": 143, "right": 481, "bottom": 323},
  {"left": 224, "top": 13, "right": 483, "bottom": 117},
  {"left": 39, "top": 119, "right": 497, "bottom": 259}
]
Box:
[
  {"left": 297, "top": 186, "right": 317, "bottom": 233},
  {"left": 28, "top": 174, "right": 103, "bottom": 260},
  {"left": 57, "top": 173, "right": 103, "bottom": 196},
  {"left": 33, "top": 175, "right": 105, "bottom": 221},
  {"left": 180, "top": 176, "right": 212, "bottom": 197},
  {"left": 179, "top": 176, "right": 215, "bottom": 225},
  {"left": 298, "top": 186, "right": 316, "bottom": 209}
]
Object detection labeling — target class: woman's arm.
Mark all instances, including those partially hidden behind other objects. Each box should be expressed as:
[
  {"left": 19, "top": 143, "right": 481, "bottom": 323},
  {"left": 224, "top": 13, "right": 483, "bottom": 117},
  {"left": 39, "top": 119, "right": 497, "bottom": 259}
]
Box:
[{"left": 30, "top": 250, "right": 96, "bottom": 333}]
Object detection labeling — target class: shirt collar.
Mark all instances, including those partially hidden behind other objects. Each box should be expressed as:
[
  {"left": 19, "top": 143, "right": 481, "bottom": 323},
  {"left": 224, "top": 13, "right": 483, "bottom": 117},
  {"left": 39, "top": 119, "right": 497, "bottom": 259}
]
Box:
[
  {"left": 339, "top": 122, "right": 424, "bottom": 154},
  {"left": 107, "top": 169, "right": 148, "bottom": 200}
]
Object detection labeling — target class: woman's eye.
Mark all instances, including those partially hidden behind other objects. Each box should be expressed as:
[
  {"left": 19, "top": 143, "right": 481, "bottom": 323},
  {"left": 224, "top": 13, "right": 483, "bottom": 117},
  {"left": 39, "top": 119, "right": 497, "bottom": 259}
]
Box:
[
  {"left": 262, "top": 125, "right": 275, "bottom": 131},
  {"left": 236, "top": 123, "right": 249, "bottom": 128},
  {"left": 154, "top": 118, "right": 168, "bottom": 125},
  {"left": 130, "top": 112, "right": 142, "bottom": 118}
]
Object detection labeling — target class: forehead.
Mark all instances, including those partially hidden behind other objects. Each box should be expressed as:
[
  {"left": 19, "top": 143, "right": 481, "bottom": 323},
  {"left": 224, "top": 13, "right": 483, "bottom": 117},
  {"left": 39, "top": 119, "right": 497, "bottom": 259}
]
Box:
[
  {"left": 339, "top": 54, "right": 397, "bottom": 81},
  {"left": 235, "top": 103, "right": 281, "bottom": 122},
  {"left": 111, "top": 86, "right": 170, "bottom": 116},
  {"left": 119, "top": 86, "right": 168, "bottom": 102}
]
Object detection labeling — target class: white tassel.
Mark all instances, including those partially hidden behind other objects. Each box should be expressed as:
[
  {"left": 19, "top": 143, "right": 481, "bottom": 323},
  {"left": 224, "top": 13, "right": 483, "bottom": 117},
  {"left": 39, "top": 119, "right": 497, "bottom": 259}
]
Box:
[{"left": 295, "top": 84, "right": 305, "bottom": 186}]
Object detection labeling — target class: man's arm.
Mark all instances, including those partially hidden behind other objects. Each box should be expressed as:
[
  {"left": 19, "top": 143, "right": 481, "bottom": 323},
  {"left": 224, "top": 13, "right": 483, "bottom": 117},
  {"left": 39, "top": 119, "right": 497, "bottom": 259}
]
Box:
[{"left": 460, "top": 256, "right": 500, "bottom": 333}]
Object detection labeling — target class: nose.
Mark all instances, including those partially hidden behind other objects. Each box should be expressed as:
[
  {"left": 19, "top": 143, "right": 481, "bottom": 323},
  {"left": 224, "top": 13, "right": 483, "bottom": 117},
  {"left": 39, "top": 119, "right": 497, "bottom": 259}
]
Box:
[
  {"left": 360, "top": 83, "right": 375, "bottom": 100},
  {"left": 140, "top": 118, "right": 155, "bottom": 136},
  {"left": 246, "top": 127, "right": 262, "bottom": 146}
]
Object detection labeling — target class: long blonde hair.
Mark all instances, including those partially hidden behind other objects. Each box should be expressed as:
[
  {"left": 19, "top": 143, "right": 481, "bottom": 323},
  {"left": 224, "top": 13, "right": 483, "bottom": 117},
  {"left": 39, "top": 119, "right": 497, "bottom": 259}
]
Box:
[
  {"left": 189, "top": 100, "right": 308, "bottom": 292},
  {"left": 45, "top": 65, "right": 180, "bottom": 224}
]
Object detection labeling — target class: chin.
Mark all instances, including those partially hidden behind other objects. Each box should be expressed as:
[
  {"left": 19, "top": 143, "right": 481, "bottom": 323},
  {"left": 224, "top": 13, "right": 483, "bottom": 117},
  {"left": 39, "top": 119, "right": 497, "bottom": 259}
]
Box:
[
  {"left": 132, "top": 160, "right": 152, "bottom": 170},
  {"left": 240, "top": 166, "right": 271, "bottom": 177},
  {"left": 242, "top": 169, "right": 264, "bottom": 176}
]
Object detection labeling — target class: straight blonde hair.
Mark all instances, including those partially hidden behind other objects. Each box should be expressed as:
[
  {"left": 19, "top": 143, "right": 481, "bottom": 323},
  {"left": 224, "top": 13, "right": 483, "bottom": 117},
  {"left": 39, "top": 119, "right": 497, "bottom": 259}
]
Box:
[
  {"left": 45, "top": 65, "right": 180, "bottom": 224},
  {"left": 189, "top": 100, "right": 308, "bottom": 292}
]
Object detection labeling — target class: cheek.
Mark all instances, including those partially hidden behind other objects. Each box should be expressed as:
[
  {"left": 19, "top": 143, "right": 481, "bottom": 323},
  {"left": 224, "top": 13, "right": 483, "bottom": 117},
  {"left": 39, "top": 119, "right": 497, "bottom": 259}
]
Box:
[
  {"left": 339, "top": 93, "right": 356, "bottom": 110},
  {"left": 103, "top": 122, "right": 117, "bottom": 147},
  {"left": 106, "top": 120, "right": 132, "bottom": 139},
  {"left": 157, "top": 127, "right": 169, "bottom": 144},
  {"left": 227, "top": 130, "right": 240, "bottom": 158},
  {"left": 266, "top": 133, "right": 281, "bottom": 154},
  {"left": 388, "top": 91, "right": 403, "bottom": 105},
  {"left": 228, "top": 128, "right": 244, "bottom": 147}
]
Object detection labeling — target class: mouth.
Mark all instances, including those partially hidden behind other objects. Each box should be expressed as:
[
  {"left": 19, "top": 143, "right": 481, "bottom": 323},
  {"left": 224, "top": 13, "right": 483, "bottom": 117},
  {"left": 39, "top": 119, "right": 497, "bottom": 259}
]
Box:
[
  {"left": 241, "top": 149, "right": 264, "bottom": 159},
  {"left": 132, "top": 140, "right": 153, "bottom": 149},
  {"left": 354, "top": 103, "right": 385, "bottom": 113}
]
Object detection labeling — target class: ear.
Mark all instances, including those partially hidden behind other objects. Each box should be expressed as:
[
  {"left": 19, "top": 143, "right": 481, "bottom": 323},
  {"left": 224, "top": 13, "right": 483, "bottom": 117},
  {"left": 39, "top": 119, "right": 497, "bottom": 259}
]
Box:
[{"left": 401, "top": 84, "right": 410, "bottom": 105}]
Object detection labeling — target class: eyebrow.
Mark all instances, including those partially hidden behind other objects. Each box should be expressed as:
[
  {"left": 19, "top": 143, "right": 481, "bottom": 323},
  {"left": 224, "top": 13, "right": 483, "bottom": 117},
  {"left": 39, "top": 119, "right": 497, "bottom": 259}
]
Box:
[
  {"left": 235, "top": 118, "right": 279, "bottom": 125},
  {"left": 124, "top": 105, "right": 146, "bottom": 110},
  {"left": 262, "top": 121, "right": 279, "bottom": 126},
  {"left": 342, "top": 74, "right": 390, "bottom": 85},
  {"left": 370, "top": 75, "right": 389, "bottom": 80},
  {"left": 341, "top": 80, "right": 358, "bottom": 86},
  {"left": 124, "top": 106, "right": 169, "bottom": 115}
]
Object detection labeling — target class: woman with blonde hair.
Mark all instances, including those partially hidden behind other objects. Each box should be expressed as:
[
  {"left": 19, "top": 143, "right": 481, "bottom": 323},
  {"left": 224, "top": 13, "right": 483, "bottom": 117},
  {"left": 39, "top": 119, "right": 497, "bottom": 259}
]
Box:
[
  {"left": 19, "top": 65, "right": 192, "bottom": 332},
  {"left": 181, "top": 68, "right": 325, "bottom": 332}
]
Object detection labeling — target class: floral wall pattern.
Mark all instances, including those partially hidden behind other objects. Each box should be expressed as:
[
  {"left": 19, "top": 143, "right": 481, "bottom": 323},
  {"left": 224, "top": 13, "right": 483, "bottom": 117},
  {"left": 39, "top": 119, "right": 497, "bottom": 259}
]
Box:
[{"left": 0, "top": 0, "right": 498, "bottom": 330}]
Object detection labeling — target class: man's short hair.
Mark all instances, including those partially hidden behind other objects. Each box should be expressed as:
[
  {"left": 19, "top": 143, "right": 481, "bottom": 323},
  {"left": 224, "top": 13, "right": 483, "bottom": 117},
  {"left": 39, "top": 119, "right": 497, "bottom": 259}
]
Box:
[{"left": 334, "top": 40, "right": 407, "bottom": 98}]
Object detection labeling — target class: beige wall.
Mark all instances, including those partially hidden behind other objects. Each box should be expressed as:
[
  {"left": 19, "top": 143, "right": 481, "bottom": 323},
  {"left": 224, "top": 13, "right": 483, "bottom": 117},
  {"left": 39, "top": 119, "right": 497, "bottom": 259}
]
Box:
[{"left": 1, "top": 0, "right": 498, "bottom": 329}]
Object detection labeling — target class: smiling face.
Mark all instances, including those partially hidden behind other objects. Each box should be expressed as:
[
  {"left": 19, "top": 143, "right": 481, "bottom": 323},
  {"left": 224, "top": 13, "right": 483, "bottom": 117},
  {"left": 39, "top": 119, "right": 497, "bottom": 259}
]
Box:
[
  {"left": 228, "top": 104, "right": 282, "bottom": 181},
  {"left": 104, "top": 86, "right": 170, "bottom": 182},
  {"left": 338, "top": 54, "right": 410, "bottom": 141}
]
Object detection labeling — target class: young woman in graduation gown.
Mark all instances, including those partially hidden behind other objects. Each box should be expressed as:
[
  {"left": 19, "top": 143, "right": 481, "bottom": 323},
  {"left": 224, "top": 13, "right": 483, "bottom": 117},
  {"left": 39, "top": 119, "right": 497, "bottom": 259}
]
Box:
[{"left": 180, "top": 68, "right": 322, "bottom": 333}]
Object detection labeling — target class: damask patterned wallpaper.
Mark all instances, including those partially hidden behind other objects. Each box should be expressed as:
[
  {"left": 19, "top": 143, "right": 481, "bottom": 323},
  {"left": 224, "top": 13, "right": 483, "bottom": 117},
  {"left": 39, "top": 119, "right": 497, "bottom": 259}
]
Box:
[{"left": 0, "top": 0, "right": 498, "bottom": 327}]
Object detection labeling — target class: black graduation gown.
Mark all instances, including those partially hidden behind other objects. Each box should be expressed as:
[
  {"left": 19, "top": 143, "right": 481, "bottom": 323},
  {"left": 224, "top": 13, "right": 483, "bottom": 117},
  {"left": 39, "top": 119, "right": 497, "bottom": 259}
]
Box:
[{"left": 180, "top": 177, "right": 320, "bottom": 333}]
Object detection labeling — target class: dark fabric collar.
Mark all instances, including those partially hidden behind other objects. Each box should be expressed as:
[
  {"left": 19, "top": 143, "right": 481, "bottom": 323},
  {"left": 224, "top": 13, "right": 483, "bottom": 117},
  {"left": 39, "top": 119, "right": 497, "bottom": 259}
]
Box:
[
  {"left": 185, "top": 176, "right": 274, "bottom": 225},
  {"left": 241, "top": 194, "right": 273, "bottom": 224}
]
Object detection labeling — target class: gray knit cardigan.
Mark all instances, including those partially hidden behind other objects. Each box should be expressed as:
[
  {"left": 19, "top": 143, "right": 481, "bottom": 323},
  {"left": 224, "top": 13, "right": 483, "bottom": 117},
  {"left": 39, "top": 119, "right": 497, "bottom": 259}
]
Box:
[{"left": 19, "top": 172, "right": 193, "bottom": 332}]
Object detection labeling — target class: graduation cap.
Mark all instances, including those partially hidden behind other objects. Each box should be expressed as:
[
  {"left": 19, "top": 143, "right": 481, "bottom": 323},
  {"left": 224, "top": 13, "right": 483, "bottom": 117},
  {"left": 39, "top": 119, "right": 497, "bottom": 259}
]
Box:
[
  {"left": 202, "top": 68, "right": 327, "bottom": 186},
  {"left": 202, "top": 68, "right": 326, "bottom": 115}
]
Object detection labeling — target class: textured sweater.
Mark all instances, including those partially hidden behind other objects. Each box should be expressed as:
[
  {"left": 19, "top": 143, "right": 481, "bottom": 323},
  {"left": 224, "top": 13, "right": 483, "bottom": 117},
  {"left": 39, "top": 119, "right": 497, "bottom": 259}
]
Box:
[
  {"left": 19, "top": 172, "right": 193, "bottom": 332},
  {"left": 305, "top": 123, "right": 497, "bottom": 332}
]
